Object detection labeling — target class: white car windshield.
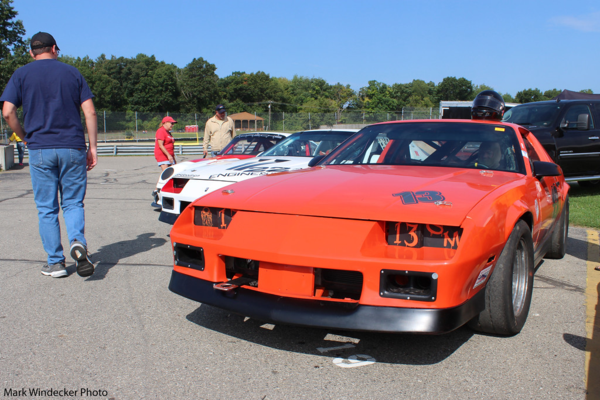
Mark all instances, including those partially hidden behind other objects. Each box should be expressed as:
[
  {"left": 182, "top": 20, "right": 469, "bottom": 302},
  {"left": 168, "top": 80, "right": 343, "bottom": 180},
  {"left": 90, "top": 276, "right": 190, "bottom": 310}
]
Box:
[{"left": 260, "top": 131, "right": 354, "bottom": 157}]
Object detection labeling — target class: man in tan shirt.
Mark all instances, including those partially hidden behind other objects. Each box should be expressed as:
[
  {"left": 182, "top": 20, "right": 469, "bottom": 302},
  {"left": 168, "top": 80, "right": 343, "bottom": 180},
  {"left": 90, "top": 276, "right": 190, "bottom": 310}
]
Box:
[{"left": 203, "top": 104, "right": 236, "bottom": 157}]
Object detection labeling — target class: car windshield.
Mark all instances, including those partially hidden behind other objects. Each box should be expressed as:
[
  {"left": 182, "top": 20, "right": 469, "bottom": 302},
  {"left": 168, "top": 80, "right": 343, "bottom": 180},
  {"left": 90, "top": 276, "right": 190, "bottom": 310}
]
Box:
[
  {"left": 503, "top": 103, "right": 562, "bottom": 127},
  {"left": 321, "top": 122, "right": 526, "bottom": 174},
  {"left": 222, "top": 136, "right": 280, "bottom": 155},
  {"left": 260, "top": 131, "right": 354, "bottom": 157}
]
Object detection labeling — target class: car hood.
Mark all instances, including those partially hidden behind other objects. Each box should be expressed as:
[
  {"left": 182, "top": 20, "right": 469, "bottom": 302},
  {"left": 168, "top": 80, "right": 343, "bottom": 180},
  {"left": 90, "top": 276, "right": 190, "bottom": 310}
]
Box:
[
  {"left": 173, "top": 156, "right": 312, "bottom": 182},
  {"left": 194, "top": 165, "right": 523, "bottom": 226}
]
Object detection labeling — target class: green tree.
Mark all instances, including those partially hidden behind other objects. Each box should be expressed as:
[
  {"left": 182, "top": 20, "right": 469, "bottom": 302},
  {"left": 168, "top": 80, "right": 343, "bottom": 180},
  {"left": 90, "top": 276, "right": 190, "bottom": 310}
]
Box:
[
  {"left": 499, "top": 92, "right": 515, "bottom": 103},
  {"left": 470, "top": 84, "right": 494, "bottom": 100},
  {"left": 286, "top": 76, "right": 318, "bottom": 106},
  {"left": 177, "top": 57, "right": 219, "bottom": 112},
  {"left": 515, "top": 88, "right": 544, "bottom": 103},
  {"left": 357, "top": 80, "right": 397, "bottom": 111},
  {"left": 91, "top": 72, "right": 124, "bottom": 111},
  {"left": 92, "top": 55, "right": 131, "bottom": 111},
  {"left": 330, "top": 83, "right": 355, "bottom": 122},
  {"left": 0, "top": 0, "right": 27, "bottom": 89},
  {"left": 119, "top": 54, "right": 180, "bottom": 112},
  {"left": 543, "top": 88, "right": 561, "bottom": 100},
  {"left": 0, "top": 0, "right": 24, "bottom": 60},
  {"left": 219, "top": 71, "right": 287, "bottom": 113},
  {"left": 388, "top": 80, "right": 437, "bottom": 109},
  {"left": 390, "top": 82, "right": 411, "bottom": 108},
  {"left": 437, "top": 77, "right": 473, "bottom": 101},
  {"left": 580, "top": 89, "right": 594, "bottom": 94},
  {"left": 405, "top": 79, "right": 436, "bottom": 107},
  {"left": 152, "top": 63, "right": 180, "bottom": 111}
]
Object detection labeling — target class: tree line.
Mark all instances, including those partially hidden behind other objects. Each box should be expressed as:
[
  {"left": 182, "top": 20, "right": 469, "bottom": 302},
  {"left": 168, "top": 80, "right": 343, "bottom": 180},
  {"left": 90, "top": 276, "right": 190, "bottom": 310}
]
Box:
[{"left": 0, "top": 0, "right": 595, "bottom": 117}]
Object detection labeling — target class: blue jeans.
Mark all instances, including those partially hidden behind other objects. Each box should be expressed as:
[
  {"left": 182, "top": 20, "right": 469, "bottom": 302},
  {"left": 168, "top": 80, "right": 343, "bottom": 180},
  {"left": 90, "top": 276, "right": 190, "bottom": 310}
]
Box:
[
  {"left": 29, "top": 149, "right": 88, "bottom": 265},
  {"left": 16, "top": 142, "right": 24, "bottom": 164}
]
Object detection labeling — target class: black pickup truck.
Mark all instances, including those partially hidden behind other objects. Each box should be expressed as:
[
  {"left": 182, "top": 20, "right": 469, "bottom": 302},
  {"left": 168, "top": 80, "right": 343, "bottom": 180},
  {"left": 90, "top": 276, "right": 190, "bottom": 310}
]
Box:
[{"left": 502, "top": 90, "right": 600, "bottom": 186}]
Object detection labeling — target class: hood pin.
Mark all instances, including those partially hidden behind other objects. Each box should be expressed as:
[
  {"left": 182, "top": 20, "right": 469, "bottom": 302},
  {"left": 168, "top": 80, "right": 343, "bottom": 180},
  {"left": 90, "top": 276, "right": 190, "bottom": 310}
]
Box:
[{"left": 434, "top": 200, "right": 452, "bottom": 208}]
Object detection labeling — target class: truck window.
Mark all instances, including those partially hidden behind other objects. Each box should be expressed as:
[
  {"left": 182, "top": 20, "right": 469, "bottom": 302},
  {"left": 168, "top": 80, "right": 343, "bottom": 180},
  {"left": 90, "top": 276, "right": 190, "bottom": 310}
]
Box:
[
  {"left": 503, "top": 104, "right": 561, "bottom": 127},
  {"left": 561, "top": 104, "right": 595, "bottom": 129}
]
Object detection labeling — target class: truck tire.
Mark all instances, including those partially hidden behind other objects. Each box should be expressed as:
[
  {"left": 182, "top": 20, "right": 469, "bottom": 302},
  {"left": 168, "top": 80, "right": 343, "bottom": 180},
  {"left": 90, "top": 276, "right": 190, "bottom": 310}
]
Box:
[
  {"left": 545, "top": 197, "right": 569, "bottom": 259},
  {"left": 468, "top": 220, "right": 534, "bottom": 336}
]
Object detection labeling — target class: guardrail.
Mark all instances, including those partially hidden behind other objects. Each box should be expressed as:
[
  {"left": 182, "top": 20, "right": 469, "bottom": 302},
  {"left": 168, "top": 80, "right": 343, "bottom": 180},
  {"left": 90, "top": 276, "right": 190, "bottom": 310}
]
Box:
[
  {"left": 15, "top": 144, "right": 207, "bottom": 159},
  {"left": 97, "top": 144, "right": 206, "bottom": 156}
]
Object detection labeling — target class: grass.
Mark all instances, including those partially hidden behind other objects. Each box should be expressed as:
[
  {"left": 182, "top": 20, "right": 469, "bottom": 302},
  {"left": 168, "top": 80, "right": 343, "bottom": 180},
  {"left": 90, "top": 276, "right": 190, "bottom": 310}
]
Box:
[{"left": 569, "top": 182, "right": 600, "bottom": 229}]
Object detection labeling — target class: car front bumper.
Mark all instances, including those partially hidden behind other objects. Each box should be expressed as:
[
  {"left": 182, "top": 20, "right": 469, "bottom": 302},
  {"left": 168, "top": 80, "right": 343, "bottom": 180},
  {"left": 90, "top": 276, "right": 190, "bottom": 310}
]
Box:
[{"left": 169, "top": 269, "right": 485, "bottom": 334}]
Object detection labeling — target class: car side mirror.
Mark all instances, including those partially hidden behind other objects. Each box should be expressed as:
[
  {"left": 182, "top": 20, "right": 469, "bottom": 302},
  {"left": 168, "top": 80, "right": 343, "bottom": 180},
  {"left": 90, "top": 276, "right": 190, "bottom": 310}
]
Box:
[
  {"left": 308, "top": 155, "right": 325, "bottom": 167},
  {"left": 533, "top": 161, "right": 561, "bottom": 178},
  {"left": 577, "top": 114, "right": 590, "bottom": 130}
]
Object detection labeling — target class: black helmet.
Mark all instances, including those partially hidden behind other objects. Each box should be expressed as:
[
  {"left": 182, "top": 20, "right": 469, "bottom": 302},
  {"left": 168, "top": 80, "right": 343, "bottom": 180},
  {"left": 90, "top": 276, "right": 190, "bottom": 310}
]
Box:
[{"left": 471, "top": 90, "right": 505, "bottom": 120}]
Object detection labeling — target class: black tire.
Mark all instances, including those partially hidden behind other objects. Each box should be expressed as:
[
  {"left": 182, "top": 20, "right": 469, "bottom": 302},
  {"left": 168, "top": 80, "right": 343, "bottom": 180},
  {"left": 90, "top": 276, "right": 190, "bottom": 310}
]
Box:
[
  {"left": 578, "top": 180, "right": 600, "bottom": 187},
  {"left": 545, "top": 197, "right": 569, "bottom": 259},
  {"left": 469, "top": 220, "right": 534, "bottom": 336}
]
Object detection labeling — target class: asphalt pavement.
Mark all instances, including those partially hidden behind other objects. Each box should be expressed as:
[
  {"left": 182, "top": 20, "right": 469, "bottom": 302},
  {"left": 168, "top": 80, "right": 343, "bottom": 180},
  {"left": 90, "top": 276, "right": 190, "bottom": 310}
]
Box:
[{"left": 0, "top": 156, "right": 595, "bottom": 399}]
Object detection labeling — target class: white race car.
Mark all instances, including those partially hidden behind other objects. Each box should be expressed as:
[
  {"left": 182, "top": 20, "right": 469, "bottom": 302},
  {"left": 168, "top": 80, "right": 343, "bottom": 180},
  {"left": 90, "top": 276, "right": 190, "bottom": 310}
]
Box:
[
  {"left": 152, "top": 132, "right": 288, "bottom": 207},
  {"left": 158, "top": 129, "right": 359, "bottom": 223}
]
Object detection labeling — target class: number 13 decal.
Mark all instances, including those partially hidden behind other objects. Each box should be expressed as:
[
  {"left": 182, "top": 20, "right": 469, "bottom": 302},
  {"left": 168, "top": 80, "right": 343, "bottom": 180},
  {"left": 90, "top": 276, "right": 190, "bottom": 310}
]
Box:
[{"left": 393, "top": 191, "right": 445, "bottom": 205}]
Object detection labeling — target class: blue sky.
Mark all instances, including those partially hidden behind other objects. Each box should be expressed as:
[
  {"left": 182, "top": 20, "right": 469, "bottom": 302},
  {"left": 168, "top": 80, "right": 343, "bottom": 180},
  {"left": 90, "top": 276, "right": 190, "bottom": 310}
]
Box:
[{"left": 16, "top": 0, "right": 600, "bottom": 96}]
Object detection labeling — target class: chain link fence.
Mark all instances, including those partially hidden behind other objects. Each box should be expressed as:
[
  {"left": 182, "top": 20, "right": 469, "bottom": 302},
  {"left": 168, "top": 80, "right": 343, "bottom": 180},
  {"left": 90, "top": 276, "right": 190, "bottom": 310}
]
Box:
[{"left": 1, "top": 108, "right": 441, "bottom": 144}]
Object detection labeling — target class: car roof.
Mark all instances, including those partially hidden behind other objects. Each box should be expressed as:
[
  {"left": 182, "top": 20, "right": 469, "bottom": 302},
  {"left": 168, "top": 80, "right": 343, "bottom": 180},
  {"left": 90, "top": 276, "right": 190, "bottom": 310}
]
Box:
[
  {"left": 236, "top": 132, "right": 290, "bottom": 138},
  {"left": 366, "top": 119, "right": 526, "bottom": 137},
  {"left": 300, "top": 129, "right": 360, "bottom": 132},
  {"left": 291, "top": 129, "right": 360, "bottom": 134},
  {"left": 370, "top": 119, "right": 519, "bottom": 127},
  {"left": 513, "top": 99, "right": 600, "bottom": 106}
]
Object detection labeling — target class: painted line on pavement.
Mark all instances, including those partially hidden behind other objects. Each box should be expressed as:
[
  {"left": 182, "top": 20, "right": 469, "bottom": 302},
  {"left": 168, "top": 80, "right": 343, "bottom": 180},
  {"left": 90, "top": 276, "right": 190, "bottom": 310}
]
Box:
[{"left": 585, "top": 229, "right": 600, "bottom": 398}]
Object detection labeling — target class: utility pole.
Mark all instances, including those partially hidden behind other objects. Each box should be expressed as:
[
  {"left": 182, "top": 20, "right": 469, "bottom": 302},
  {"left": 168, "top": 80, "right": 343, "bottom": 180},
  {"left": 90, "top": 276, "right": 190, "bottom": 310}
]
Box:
[{"left": 268, "top": 102, "right": 271, "bottom": 131}]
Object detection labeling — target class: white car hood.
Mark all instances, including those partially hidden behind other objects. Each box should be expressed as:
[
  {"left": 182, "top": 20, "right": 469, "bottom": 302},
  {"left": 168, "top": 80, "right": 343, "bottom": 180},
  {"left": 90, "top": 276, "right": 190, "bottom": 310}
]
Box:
[
  {"left": 172, "top": 156, "right": 311, "bottom": 182},
  {"left": 156, "top": 158, "right": 244, "bottom": 189}
]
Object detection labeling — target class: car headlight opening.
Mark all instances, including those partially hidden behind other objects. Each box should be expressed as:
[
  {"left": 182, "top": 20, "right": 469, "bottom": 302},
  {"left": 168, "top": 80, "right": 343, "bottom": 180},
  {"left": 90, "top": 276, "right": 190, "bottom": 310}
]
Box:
[
  {"left": 385, "top": 222, "right": 462, "bottom": 250},
  {"left": 194, "top": 207, "right": 237, "bottom": 229},
  {"left": 161, "top": 167, "right": 175, "bottom": 181}
]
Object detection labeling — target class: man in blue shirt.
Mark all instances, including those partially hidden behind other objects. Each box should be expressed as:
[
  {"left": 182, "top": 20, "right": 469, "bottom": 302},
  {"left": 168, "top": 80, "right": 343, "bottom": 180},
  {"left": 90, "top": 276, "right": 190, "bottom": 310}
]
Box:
[{"left": 1, "top": 32, "right": 98, "bottom": 278}]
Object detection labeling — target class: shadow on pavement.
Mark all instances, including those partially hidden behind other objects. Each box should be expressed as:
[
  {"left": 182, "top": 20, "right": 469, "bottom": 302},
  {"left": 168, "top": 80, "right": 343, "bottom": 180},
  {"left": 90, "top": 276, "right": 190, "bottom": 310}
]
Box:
[
  {"left": 563, "top": 333, "right": 586, "bottom": 351},
  {"left": 567, "top": 236, "right": 598, "bottom": 262},
  {"left": 85, "top": 232, "right": 167, "bottom": 281},
  {"left": 185, "top": 304, "right": 474, "bottom": 365},
  {"left": 10, "top": 162, "right": 28, "bottom": 170}
]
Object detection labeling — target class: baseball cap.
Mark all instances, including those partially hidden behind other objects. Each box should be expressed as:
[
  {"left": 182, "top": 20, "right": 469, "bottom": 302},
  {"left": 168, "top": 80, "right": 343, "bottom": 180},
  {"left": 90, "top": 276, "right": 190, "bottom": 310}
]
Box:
[
  {"left": 162, "top": 116, "right": 177, "bottom": 124},
  {"left": 30, "top": 32, "right": 60, "bottom": 51},
  {"left": 215, "top": 104, "right": 226, "bottom": 113}
]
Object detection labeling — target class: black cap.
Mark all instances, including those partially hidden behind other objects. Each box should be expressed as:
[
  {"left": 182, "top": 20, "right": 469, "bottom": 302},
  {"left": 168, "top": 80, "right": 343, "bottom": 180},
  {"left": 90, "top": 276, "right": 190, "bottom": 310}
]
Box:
[
  {"left": 215, "top": 104, "right": 226, "bottom": 113},
  {"left": 31, "top": 32, "right": 60, "bottom": 51}
]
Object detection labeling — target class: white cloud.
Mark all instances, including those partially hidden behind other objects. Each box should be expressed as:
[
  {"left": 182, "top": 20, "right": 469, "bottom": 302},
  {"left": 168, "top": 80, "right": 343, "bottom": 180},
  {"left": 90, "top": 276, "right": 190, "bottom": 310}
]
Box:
[{"left": 550, "top": 11, "right": 600, "bottom": 32}]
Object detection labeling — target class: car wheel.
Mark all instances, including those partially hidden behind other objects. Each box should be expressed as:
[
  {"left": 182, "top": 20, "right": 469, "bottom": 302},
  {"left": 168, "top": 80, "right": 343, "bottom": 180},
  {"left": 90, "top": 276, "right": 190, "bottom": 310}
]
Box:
[
  {"left": 578, "top": 180, "right": 600, "bottom": 187},
  {"left": 468, "top": 220, "right": 534, "bottom": 336},
  {"left": 545, "top": 197, "right": 569, "bottom": 259}
]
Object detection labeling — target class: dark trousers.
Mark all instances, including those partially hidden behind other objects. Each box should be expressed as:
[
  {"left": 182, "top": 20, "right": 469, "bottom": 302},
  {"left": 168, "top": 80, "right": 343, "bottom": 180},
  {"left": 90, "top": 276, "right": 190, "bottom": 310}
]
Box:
[{"left": 16, "top": 141, "right": 24, "bottom": 164}]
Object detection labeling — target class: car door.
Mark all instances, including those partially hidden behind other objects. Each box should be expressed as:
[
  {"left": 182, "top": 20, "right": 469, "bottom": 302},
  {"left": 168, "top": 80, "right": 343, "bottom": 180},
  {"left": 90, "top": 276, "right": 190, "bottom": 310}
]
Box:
[
  {"left": 554, "top": 103, "right": 600, "bottom": 176},
  {"left": 523, "top": 137, "right": 557, "bottom": 246}
]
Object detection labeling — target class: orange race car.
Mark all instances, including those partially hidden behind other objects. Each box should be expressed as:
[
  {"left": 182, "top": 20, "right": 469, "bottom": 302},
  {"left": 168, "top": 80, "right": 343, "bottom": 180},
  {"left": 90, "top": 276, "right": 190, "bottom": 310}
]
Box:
[{"left": 168, "top": 119, "right": 569, "bottom": 336}]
